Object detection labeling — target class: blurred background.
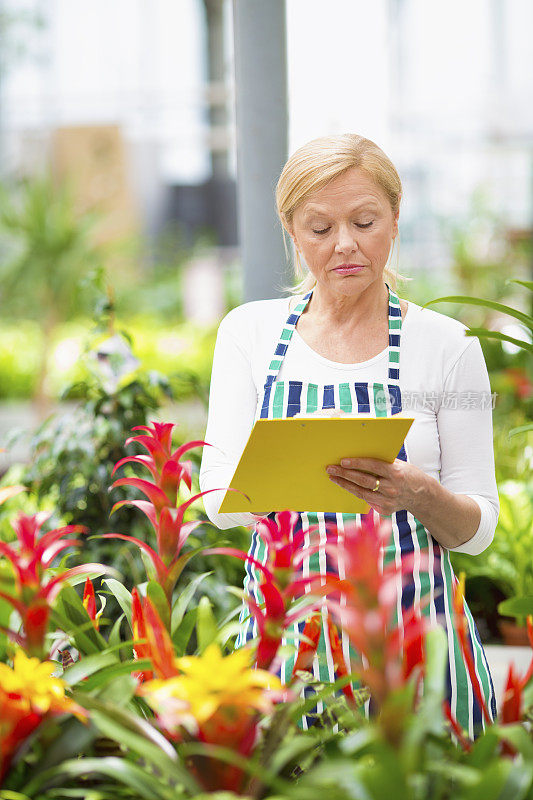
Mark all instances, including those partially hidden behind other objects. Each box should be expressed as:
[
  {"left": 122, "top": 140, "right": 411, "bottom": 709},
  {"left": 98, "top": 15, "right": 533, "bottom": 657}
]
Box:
[{"left": 0, "top": 0, "right": 531, "bottom": 641}]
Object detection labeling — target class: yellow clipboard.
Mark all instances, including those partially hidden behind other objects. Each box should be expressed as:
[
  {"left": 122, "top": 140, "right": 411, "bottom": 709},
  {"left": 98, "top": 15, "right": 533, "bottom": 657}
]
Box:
[{"left": 219, "top": 415, "right": 414, "bottom": 514}]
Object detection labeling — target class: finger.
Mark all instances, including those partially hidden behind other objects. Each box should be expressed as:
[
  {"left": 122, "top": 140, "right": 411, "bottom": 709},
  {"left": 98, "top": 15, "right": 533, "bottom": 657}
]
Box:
[
  {"left": 326, "top": 466, "right": 383, "bottom": 492},
  {"left": 339, "top": 457, "right": 390, "bottom": 475},
  {"left": 327, "top": 474, "right": 364, "bottom": 498}
]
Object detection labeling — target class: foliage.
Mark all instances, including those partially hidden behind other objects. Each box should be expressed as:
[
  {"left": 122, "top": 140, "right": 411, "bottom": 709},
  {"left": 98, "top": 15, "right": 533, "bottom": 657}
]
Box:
[
  {"left": 0, "top": 175, "right": 109, "bottom": 407},
  {"left": 0, "top": 321, "right": 42, "bottom": 399},
  {"left": 0, "top": 175, "right": 104, "bottom": 324},
  {"left": 441, "top": 189, "right": 532, "bottom": 327},
  {"left": 0, "top": 317, "right": 216, "bottom": 404},
  {"left": 19, "top": 335, "right": 172, "bottom": 573},
  {"left": 492, "top": 407, "right": 533, "bottom": 485},
  {"left": 451, "top": 481, "right": 533, "bottom": 625},
  {"left": 425, "top": 278, "right": 533, "bottom": 435}
]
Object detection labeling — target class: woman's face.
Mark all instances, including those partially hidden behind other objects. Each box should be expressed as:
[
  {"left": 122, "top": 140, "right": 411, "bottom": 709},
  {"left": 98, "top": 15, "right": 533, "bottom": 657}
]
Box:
[{"left": 289, "top": 167, "right": 399, "bottom": 298}]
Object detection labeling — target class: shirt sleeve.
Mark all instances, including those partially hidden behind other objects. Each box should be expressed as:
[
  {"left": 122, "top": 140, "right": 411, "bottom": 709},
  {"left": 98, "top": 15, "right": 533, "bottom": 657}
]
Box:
[
  {"left": 436, "top": 336, "right": 499, "bottom": 555},
  {"left": 199, "top": 313, "right": 259, "bottom": 530}
]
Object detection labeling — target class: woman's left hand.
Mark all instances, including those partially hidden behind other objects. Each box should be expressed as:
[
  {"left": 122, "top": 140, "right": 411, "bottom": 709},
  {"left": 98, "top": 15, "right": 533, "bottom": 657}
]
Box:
[{"left": 326, "top": 457, "right": 426, "bottom": 516}]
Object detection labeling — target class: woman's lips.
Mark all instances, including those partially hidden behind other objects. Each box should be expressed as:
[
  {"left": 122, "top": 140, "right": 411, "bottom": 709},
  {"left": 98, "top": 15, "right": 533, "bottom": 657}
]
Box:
[{"left": 333, "top": 264, "right": 365, "bottom": 274}]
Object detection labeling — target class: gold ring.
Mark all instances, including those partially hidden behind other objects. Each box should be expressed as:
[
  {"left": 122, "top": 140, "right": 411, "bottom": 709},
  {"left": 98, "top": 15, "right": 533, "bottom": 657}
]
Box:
[{"left": 372, "top": 478, "right": 380, "bottom": 493}]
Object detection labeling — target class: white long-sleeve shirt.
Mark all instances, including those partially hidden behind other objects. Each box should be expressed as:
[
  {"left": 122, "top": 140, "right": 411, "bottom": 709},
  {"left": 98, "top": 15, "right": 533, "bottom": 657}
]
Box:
[{"left": 199, "top": 295, "right": 499, "bottom": 555}]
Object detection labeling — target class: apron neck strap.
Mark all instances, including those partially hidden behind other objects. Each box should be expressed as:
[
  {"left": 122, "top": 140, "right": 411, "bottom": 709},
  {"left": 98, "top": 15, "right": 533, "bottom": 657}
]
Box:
[{"left": 263, "top": 283, "right": 402, "bottom": 390}]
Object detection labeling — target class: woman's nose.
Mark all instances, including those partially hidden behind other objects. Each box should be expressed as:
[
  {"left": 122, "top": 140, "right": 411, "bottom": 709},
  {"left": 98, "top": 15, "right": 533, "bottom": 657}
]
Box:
[{"left": 334, "top": 225, "right": 358, "bottom": 254}]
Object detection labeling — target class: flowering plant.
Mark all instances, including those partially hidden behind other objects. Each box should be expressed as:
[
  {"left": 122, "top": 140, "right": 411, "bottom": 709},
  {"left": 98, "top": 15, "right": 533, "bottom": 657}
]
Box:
[{"left": 0, "top": 425, "right": 532, "bottom": 799}]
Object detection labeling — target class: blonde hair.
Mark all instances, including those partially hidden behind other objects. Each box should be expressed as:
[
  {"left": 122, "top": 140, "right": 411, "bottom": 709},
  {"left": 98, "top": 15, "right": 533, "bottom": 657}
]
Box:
[{"left": 276, "top": 134, "right": 407, "bottom": 293}]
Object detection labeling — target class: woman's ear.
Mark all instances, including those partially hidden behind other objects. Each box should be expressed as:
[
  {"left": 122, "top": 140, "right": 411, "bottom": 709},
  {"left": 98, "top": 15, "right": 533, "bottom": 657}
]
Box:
[
  {"left": 288, "top": 230, "right": 300, "bottom": 253},
  {"left": 393, "top": 207, "right": 400, "bottom": 239}
]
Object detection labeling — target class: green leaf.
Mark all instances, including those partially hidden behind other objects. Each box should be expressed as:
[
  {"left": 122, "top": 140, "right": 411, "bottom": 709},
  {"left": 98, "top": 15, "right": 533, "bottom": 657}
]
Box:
[
  {"left": 509, "top": 423, "right": 533, "bottom": 438},
  {"left": 108, "top": 612, "right": 126, "bottom": 650},
  {"left": 53, "top": 585, "right": 108, "bottom": 655},
  {"left": 66, "top": 567, "right": 119, "bottom": 586},
  {"left": 78, "top": 658, "right": 153, "bottom": 692},
  {"left": 170, "top": 570, "right": 212, "bottom": 633},
  {"left": 468, "top": 727, "right": 500, "bottom": 768},
  {"left": 289, "top": 672, "right": 366, "bottom": 722},
  {"left": 424, "top": 295, "right": 532, "bottom": 329},
  {"left": 196, "top": 595, "right": 218, "bottom": 654},
  {"left": 496, "top": 765, "right": 533, "bottom": 800},
  {"left": 492, "top": 723, "right": 533, "bottom": 761},
  {"left": 498, "top": 596, "right": 533, "bottom": 618},
  {"left": 356, "top": 745, "right": 411, "bottom": 800},
  {"left": 73, "top": 694, "right": 178, "bottom": 762},
  {"left": 166, "top": 545, "right": 205, "bottom": 589},
  {"left": 62, "top": 650, "right": 119, "bottom": 686},
  {"left": 269, "top": 734, "right": 326, "bottom": 776},
  {"left": 180, "top": 741, "right": 287, "bottom": 797},
  {"left": 93, "top": 673, "right": 138, "bottom": 707},
  {"left": 103, "top": 579, "right": 133, "bottom": 628},
  {"left": 465, "top": 328, "right": 533, "bottom": 353},
  {"left": 21, "top": 757, "right": 178, "bottom": 800},
  {"left": 402, "top": 626, "right": 448, "bottom": 768},
  {"left": 70, "top": 694, "right": 200, "bottom": 795},
  {"left": 146, "top": 581, "right": 171, "bottom": 631},
  {"left": 17, "top": 715, "right": 96, "bottom": 781},
  {"left": 508, "top": 279, "right": 533, "bottom": 292},
  {"left": 460, "top": 760, "right": 513, "bottom": 800},
  {"left": 172, "top": 607, "right": 197, "bottom": 655},
  {"left": 423, "top": 626, "right": 448, "bottom": 706},
  {"left": 61, "top": 639, "right": 139, "bottom": 686}
]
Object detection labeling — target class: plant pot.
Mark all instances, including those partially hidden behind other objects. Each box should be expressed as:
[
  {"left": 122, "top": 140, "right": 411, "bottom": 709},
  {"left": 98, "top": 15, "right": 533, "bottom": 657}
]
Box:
[{"left": 498, "top": 619, "right": 531, "bottom": 647}]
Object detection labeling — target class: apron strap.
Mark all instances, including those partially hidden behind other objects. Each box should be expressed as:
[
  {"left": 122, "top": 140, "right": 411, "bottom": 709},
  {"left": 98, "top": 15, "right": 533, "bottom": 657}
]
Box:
[{"left": 387, "top": 284, "right": 402, "bottom": 382}]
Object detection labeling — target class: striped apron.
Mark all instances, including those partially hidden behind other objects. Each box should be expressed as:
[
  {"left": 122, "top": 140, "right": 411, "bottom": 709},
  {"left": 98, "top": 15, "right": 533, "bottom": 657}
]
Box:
[{"left": 236, "top": 284, "right": 497, "bottom": 735}]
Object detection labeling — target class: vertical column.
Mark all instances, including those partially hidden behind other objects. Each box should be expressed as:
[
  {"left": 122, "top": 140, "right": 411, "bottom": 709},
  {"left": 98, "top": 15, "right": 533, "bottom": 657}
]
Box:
[{"left": 232, "top": 0, "right": 290, "bottom": 301}]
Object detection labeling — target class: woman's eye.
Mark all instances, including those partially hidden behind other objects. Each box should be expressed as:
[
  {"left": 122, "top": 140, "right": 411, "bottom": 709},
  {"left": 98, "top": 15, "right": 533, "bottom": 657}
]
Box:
[
  {"left": 312, "top": 227, "right": 330, "bottom": 235},
  {"left": 356, "top": 221, "right": 374, "bottom": 229}
]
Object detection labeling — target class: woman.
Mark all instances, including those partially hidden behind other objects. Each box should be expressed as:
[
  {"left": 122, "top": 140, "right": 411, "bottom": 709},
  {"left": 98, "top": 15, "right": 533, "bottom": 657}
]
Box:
[{"left": 200, "top": 134, "right": 499, "bottom": 735}]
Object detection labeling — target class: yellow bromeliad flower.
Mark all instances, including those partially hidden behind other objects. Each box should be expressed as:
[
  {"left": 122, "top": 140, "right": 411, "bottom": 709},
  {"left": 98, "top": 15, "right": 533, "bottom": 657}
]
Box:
[
  {"left": 139, "top": 644, "right": 282, "bottom": 737},
  {"left": 0, "top": 650, "right": 86, "bottom": 783},
  {"left": 0, "top": 649, "right": 81, "bottom": 716}
]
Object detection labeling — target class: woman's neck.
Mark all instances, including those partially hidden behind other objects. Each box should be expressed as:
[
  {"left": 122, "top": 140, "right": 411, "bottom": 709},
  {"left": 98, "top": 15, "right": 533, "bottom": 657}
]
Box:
[{"left": 305, "top": 281, "right": 390, "bottom": 329}]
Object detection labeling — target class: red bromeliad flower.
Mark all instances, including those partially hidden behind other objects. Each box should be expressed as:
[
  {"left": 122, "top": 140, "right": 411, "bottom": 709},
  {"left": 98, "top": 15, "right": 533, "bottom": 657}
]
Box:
[
  {"left": 82, "top": 578, "right": 99, "bottom": 631},
  {"left": 499, "top": 627, "right": 533, "bottom": 759},
  {"left": 500, "top": 616, "right": 533, "bottom": 727},
  {"left": 131, "top": 588, "right": 154, "bottom": 683},
  {"left": 291, "top": 612, "right": 356, "bottom": 704},
  {"left": 207, "top": 510, "right": 339, "bottom": 673},
  {"left": 0, "top": 513, "right": 106, "bottom": 659},
  {"left": 448, "top": 576, "right": 533, "bottom": 752},
  {"left": 291, "top": 613, "right": 322, "bottom": 677},
  {"left": 130, "top": 589, "right": 178, "bottom": 683},
  {"left": 102, "top": 423, "right": 218, "bottom": 612},
  {"left": 322, "top": 513, "right": 427, "bottom": 711}
]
